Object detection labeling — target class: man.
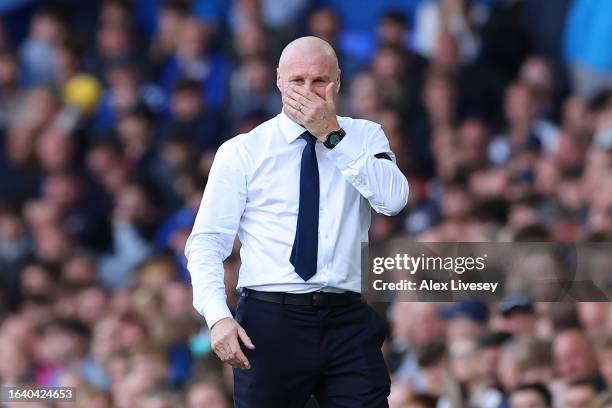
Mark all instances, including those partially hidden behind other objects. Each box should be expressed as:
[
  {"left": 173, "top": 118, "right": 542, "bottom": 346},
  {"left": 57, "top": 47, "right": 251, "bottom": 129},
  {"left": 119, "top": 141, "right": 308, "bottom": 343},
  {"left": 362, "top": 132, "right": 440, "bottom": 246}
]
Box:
[
  {"left": 597, "top": 337, "right": 612, "bottom": 388},
  {"left": 509, "top": 383, "right": 552, "bottom": 408},
  {"left": 441, "top": 301, "right": 489, "bottom": 340},
  {"left": 553, "top": 329, "right": 600, "bottom": 383},
  {"left": 499, "top": 295, "right": 536, "bottom": 337},
  {"left": 185, "top": 378, "right": 231, "bottom": 408},
  {"left": 563, "top": 379, "right": 602, "bottom": 408},
  {"left": 185, "top": 36, "right": 409, "bottom": 407}
]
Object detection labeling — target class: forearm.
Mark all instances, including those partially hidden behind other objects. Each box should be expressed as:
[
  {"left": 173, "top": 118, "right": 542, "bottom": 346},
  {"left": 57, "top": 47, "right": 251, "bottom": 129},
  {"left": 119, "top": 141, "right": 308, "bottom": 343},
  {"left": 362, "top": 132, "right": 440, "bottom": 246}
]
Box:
[
  {"left": 184, "top": 140, "right": 248, "bottom": 328},
  {"left": 327, "top": 131, "right": 409, "bottom": 215},
  {"left": 359, "top": 155, "right": 409, "bottom": 215},
  {"left": 185, "top": 233, "right": 233, "bottom": 328}
]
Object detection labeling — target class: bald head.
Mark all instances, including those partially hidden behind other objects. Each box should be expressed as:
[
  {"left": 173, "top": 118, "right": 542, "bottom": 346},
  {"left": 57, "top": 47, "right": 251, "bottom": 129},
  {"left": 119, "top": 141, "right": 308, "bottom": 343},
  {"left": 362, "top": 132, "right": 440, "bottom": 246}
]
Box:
[{"left": 278, "top": 36, "right": 339, "bottom": 72}]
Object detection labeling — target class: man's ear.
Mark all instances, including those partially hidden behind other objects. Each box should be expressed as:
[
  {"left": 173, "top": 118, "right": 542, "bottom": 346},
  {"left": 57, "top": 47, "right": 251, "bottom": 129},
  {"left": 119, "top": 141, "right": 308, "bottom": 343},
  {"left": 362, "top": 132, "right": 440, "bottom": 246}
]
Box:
[
  {"left": 276, "top": 68, "right": 282, "bottom": 92},
  {"left": 336, "top": 69, "right": 341, "bottom": 94}
]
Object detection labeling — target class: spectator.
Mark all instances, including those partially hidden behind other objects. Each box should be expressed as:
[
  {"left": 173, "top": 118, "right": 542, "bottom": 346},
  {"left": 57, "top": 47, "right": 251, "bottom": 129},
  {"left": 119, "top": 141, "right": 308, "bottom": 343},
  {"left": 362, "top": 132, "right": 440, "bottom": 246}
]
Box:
[
  {"left": 159, "top": 17, "right": 231, "bottom": 108},
  {"left": 0, "top": 206, "right": 30, "bottom": 310},
  {"left": 412, "top": 0, "right": 480, "bottom": 63},
  {"left": 138, "top": 386, "right": 180, "bottom": 408},
  {"left": 91, "top": 18, "right": 136, "bottom": 80},
  {"left": 377, "top": 11, "right": 410, "bottom": 49},
  {"left": 391, "top": 303, "right": 446, "bottom": 394},
  {"left": 371, "top": 44, "right": 412, "bottom": 114},
  {"left": 166, "top": 78, "right": 227, "bottom": 151},
  {"left": 476, "top": 331, "right": 511, "bottom": 390},
  {"left": 348, "top": 71, "right": 383, "bottom": 120},
  {"left": 519, "top": 56, "right": 558, "bottom": 121},
  {"left": 0, "top": 334, "right": 32, "bottom": 384},
  {"left": 307, "top": 7, "right": 365, "bottom": 84},
  {"left": 449, "top": 335, "right": 503, "bottom": 407},
  {"left": 92, "top": 57, "right": 166, "bottom": 137},
  {"left": 577, "top": 302, "right": 609, "bottom": 340},
  {"left": 416, "top": 341, "right": 450, "bottom": 404},
  {"left": 553, "top": 329, "right": 601, "bottom": 384},
  {"left": 441, "top": 301, "right": 488, "bottom": 338},
  {"left": 35, "top": 318, "right": 91, "bottom": 387},
  {"left": 149, "top": 1, "right": 190, "bottom": 78},
  {"left": 232, "top": 18, "right": 269, "bottom": 62},
  {"left": 489, "top": 82, "right": 560, "bottom": 166},
  {"left": 185, "top": 377, "right": 231, "bottom": 408},
  {"left": 399, "top": 393, "right": 438, "bottom": 408},
  {"left": 509, "top": 383, "right": 553, "bottom": 408},
  {"left": 562, "top": 379, "right": 604, "bottom": 408},
  {"left": 411, "top": 69, "right": 458, "bottom": 177},
  {"left": 0, "top": 51, "right": 21, "bottom": 129},
  {"left": 498, "top": 295, "right": 536, "bottom": 337},
  {"left": 97, "top": 181, "right": 157, "bottom": 290},
  {"left": 596, "top": 337, "right": 612, "bottom": 388},
  {"left": 498, "top": 336, "right": 555, "bottom": 393},
  {"left": 19, "top": 6, "right": 68, "bottom": 86}
]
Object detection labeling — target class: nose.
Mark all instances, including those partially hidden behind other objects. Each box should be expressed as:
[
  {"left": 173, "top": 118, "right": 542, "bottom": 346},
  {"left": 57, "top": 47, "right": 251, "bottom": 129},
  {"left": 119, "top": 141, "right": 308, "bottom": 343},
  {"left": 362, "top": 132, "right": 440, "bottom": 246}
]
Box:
[{"left": 304, "top": 80, "right": 313, "bottom": 93}]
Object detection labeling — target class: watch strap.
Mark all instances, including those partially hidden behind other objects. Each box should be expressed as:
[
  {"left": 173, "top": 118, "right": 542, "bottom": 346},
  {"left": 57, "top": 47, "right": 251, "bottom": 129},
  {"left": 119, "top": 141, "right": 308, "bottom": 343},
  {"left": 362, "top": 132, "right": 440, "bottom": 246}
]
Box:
[{"left": 324, "top": 128, "right": 346, "bottom": 149}]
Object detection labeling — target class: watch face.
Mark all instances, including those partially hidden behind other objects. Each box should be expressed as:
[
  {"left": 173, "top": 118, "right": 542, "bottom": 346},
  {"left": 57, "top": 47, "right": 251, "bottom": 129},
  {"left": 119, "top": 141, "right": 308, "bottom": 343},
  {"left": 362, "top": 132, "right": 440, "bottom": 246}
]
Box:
[{"left": 330, "top": 134, "right": 341, "bottom": 145}]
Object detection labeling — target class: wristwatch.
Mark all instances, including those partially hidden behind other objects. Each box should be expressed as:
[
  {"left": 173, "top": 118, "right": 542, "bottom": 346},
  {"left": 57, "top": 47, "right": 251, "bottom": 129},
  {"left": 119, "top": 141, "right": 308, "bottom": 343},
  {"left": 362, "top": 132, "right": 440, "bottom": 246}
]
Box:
[{"left": 323, "top": 128, "right": 346, "bottom": 149}]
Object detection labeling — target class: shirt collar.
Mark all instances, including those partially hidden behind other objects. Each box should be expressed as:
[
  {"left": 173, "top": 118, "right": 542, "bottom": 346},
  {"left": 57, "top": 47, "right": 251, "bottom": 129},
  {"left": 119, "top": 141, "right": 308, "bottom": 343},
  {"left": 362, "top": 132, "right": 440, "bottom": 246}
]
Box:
[{"left": 278, "top": 110, "right": 307, "bottom": 144}]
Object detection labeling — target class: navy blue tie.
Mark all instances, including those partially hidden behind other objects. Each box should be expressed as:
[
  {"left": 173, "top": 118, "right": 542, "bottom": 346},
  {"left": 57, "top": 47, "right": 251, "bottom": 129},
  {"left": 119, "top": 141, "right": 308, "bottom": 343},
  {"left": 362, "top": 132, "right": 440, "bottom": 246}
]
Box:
[{"left": 290, "top": 131, "right": 319, "bottom": 281}]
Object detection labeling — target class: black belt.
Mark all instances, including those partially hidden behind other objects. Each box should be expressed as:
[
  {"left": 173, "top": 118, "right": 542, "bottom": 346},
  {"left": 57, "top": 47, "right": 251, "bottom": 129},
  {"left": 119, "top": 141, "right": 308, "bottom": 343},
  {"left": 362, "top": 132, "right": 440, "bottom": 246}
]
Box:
[{"left": 241, "top": 289, "right": 362, "bottom": 307}]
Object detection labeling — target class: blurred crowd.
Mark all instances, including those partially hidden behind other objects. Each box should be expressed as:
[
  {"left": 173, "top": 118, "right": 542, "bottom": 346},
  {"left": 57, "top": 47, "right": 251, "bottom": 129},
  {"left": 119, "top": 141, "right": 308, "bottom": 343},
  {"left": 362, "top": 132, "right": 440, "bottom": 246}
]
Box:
[{"left": 0, "top": 0, "right": 611, "bottom": 407}]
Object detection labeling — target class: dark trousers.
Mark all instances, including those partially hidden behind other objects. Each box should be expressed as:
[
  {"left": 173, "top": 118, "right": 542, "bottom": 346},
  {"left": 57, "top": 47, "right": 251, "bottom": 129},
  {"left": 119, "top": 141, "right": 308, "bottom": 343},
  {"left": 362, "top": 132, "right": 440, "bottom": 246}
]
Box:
[{"left": 233, "top": 295, "right": 391, "bottom": 408}]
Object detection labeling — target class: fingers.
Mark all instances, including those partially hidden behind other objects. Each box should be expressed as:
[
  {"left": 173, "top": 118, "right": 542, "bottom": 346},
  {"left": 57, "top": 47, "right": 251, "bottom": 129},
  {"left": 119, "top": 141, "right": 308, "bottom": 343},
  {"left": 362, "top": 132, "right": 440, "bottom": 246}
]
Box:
[
  {"left": 213, "top": 342, "right": 232, "bottom": 363},
  {"left": 293, "top": 85, "right": 328, "bottom": 103},
  {"left": 228, "top": 336, "right": 251, "bottom": 369},
  {"left": 283, "top": 91, "right": 309, "bottom": 116},
  {"left": 283, "top": 94, "right": 302, "bottom": 112},
  {"left": 283, "top": 98, "right": 306, "bottom": 122},
  {"left": 211, "top": 320, "right": 253, "bottom": 370},
  {"left": 286, "top": 87, "right": 314, "bottom": 109},
  {"left": 215, "top": 338, "right": 250, "bottom": 369},
  {"left": 238, "top": 326, "right": 255, "bottom": 349},
  {"left": 283, "top": 84, "right": 338, "bottom": 138},
  {"left": 325, "top": 82, "right": 335, "bottom": 103},
  {"left": 287, "top": 86, "right": 314, "bottom": 103}
]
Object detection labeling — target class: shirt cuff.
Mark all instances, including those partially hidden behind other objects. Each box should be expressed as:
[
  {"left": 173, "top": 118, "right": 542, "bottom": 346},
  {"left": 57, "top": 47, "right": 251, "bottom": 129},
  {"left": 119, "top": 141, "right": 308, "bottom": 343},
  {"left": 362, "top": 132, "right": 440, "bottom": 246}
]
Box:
[
  {"left": 202, "top": 298, "right": 233, "bottom": 329},
  {"left": 326, "top": 132, "right": 364, "bottom": 170}
]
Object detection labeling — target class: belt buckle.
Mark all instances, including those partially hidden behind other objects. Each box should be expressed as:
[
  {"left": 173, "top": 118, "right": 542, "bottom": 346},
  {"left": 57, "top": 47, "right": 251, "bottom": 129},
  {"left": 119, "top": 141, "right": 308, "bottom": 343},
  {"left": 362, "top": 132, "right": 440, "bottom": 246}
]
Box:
[{"left": 312, "top": 293, "right": 321, "bottom": 306}]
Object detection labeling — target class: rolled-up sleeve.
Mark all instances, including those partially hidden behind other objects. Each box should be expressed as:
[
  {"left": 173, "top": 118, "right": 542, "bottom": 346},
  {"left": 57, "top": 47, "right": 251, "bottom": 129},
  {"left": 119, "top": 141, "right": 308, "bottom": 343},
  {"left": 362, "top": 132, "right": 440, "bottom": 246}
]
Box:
[
  {"left": 184, "top": 140, "right": 248, "bottom": 328},
  {"left": 327, "top": 125, "right": 409, "bottom": 216}
]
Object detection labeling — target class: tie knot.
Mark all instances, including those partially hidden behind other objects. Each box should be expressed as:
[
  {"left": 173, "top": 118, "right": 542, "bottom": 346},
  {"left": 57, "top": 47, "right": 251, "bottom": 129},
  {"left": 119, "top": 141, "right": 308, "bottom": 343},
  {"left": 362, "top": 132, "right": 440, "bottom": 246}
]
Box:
[{"left": 301, "top": 131, "right": 317, "bottom": 145}]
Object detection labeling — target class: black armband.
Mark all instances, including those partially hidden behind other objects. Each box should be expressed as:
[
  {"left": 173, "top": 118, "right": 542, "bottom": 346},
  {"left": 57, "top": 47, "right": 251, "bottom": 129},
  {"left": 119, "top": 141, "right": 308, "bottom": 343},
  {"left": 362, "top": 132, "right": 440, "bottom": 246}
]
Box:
[{"left": 374, "top": 152, "right": 392, "bottom": 161}]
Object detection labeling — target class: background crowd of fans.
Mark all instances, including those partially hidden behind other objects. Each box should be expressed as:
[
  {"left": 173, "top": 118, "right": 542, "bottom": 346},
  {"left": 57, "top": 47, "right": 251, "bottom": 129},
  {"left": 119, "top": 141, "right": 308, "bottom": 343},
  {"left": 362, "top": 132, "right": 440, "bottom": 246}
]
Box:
[{"left": 0, "top": 0, "right": 611, "bottom": 407}]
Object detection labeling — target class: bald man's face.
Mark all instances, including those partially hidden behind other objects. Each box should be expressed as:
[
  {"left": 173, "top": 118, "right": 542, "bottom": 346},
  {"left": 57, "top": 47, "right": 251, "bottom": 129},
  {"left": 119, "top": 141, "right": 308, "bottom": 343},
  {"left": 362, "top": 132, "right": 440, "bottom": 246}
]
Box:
[{"left": 277, "top": 51, "right": 340, "bottom": 109}]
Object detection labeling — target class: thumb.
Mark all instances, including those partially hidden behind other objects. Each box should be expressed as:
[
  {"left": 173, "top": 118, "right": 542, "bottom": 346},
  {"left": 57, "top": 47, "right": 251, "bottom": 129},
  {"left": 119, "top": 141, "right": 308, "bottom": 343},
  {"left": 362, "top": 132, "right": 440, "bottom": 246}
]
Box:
[
  {"left": 237, "top": 326, "right": 255, "bottom": 349},
  {"left": 325, "top": 82, "right": 335, "bottom": 103}
]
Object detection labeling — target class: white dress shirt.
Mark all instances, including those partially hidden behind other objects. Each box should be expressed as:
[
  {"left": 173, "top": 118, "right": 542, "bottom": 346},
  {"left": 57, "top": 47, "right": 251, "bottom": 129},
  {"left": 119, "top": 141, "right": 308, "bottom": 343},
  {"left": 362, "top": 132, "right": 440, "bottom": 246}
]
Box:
[{"left": 185, "top": 111, "right": 409, "bottom": 328}]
